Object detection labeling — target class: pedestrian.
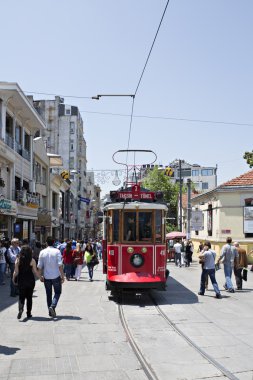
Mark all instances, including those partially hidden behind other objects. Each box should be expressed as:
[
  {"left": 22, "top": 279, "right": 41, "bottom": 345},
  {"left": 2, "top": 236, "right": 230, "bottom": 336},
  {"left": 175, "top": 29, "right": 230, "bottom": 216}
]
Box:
[
  {"left": 185, "top": 240, "right": 193, "bottom": 267},
  {"left": 173, "top": 240, "right": 182, "bottom": 267},
  {"left": 233, "top": 242, "right": 248, "bottom": 290},
  {"left": 7, "top": 238, "right": 21, "bottom": 297},
  {"left": 96, "top": 239, "right": 103, "bottom": 260},
  {"left": 62, "top": 241, "right": 74, "bottom": 280},
  {"left": 218, "top": 237, "right": 239, "bottom": 293},
  {"left": 37, "top": 236, "right": 65, "bottom": 318},
  {"left": 0, "top": 239, "right": 7, "bottom": 285},
  {"left": 198, "top": 241, "right": 222, "bottom": 299},
  {"left": 84, "top": 242, "right": 96, "bottom": 281},
  {"left": 32, "top": 240, "right": 41, "bottom": 265},
  {"left": 12, "top": 245, "right": 40, "bottom": 319},
  {"left": 73, "top": 242, "right": 84, "bottom": 281}
]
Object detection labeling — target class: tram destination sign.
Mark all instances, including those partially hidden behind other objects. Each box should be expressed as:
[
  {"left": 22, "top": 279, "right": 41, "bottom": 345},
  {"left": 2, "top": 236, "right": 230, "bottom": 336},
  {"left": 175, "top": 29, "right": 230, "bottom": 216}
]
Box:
[
  {"left": 112, "top": 185, "right": 155, "bottom": 201},
  {"left": 117, "top": 191, "right": 155, "bottom": 200}
]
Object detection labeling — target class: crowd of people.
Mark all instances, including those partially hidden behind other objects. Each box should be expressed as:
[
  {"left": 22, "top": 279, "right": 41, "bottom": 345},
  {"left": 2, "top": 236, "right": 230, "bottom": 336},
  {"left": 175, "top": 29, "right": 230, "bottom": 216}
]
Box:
[
  {"left": 172, "top": 236, "right": 251, "bottom": 300},
  {"left": 0, "top": 236, "right": 102, "bottom": 319}
]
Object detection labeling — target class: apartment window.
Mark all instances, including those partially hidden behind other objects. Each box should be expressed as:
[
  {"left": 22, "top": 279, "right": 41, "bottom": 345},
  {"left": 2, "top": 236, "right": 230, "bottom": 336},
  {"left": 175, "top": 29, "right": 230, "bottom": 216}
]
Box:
[
  {"left": 70, "top": 122, "right": 75, "bottom": 133},
  {"left": 70, "top": 140, "right": 74, "bottom": 151},
  {"left": 34, "top": 162, "right": 41, "bottom": 183},
  {"left": 42, "top": 167, "right": 47, "bottom": 185},
  {"left": 6, "top": 114, "right": 13, "bottom": 135},
  {"left": 201, "top": 169, "right": 213, "bottom": 176},
  {"left": 65, "top": 107, "right": 71, "bottom": 115},
  {"left": 41, "top": 196, "right": 47, "bottom": 209},
  {"left": 52, "top": 192, "right": 57, "bottom": 210},
  {"left": 69, "top": 157, "right": 74, "bottom": 169},
  {"left": 24, "top": 132, "right": 30, "bottom": 152},
  {"left": 192, "top": 169, "right": 199, "bottom": 176},
  {"left": 181, "top": 168, "right": 191, "bottom": 177},
  {"left": 202, "top": 182, "right": 209, "bottom": 190},
  {"left": 15, "top": 124, "right": 22, "bottom": 144}
]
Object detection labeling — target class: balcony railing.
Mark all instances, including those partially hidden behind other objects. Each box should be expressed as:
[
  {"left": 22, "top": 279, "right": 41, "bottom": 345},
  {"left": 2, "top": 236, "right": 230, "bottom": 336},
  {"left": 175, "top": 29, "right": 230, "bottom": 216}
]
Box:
[
  {"left": 5, "top": 134, "right": 14, "bottom": 149},
  {"left": 22, "top": 148, "right": 30, "bottom": 161},
  {"left": 16, "top": 190, "right": 40, "bottom": 208}
]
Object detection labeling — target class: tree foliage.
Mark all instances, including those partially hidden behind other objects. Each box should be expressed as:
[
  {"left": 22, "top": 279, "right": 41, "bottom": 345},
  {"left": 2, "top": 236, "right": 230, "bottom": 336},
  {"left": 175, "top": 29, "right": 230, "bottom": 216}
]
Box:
[{"left": 141, "top": 167, "right": 180, "bottom": 230}]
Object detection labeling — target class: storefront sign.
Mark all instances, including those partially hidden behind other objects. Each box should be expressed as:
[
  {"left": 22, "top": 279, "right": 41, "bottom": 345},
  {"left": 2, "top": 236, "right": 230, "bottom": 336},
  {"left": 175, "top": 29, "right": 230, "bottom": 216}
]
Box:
[
  {"left": 244, "top": 206, "right": 253, "bottom": 233},
  {"left": 0, "top": 198, "right": 17, "bottom": 216}
]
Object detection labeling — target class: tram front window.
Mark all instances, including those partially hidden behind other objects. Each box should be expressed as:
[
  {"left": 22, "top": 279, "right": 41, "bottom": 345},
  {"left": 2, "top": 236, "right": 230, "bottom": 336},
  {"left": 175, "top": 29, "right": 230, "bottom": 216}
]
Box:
[
  {"left": 124, "top": 212, "right": 136, "bottom": 241},
  {"left": 139, "top": 212, "right": 152, "bottom": 241}
]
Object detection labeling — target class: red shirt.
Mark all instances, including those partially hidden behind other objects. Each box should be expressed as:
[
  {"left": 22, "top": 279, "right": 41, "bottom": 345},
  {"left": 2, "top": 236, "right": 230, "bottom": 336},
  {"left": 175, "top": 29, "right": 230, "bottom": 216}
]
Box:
[
  {"left": 62, "top": 249, "right": 74, "bottom": 264},
  {"left": 72, "top": 250, "right": 84, "bottom": 265}
]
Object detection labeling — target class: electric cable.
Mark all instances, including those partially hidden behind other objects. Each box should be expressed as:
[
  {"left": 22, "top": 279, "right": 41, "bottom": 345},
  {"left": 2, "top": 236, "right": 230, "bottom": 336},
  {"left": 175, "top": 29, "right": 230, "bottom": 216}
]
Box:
[
  {"left": 126, "top": 0, "right": 170, "bottom": 161},
  {"left": 80, "top": 109, "right": 253, "bottom": 127}
]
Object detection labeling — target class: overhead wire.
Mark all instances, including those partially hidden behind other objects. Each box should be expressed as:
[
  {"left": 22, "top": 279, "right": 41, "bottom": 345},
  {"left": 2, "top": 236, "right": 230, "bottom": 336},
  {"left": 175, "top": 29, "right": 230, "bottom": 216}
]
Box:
[
  {"left": 126, "top": 0, "right": 170, "bottom": 162},
  {"left": 80, "top": 109, "right": 253, "bottom": 127}
]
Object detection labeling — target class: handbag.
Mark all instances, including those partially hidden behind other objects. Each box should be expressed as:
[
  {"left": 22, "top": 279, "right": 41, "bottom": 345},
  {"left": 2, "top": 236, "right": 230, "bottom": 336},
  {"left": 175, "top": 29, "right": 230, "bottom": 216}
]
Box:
[
  {"left": 242, "top": 268, "right": 248, "bottom": 281},
  {"left": 215, "top": 263, "right": 220, "bottom": 271},
  {"left": 90, "top": 256, "right": 99, "bottom": 266},
  {"left": 199, "top": 256, "right": 205, "bottom": 264}
]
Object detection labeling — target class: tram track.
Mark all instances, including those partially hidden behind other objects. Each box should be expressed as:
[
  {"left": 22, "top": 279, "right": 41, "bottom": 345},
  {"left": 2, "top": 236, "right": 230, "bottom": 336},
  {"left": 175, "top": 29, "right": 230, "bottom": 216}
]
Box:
[{"left": 118, "top": 292, "right": 239, "bottom": 380}]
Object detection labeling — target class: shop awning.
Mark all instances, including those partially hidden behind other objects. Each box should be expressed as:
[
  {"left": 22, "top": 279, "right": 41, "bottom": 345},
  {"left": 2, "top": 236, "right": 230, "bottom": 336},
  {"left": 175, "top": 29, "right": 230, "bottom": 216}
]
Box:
[{"left": 47, "top": 153, "right": 63, "bottom": 167}]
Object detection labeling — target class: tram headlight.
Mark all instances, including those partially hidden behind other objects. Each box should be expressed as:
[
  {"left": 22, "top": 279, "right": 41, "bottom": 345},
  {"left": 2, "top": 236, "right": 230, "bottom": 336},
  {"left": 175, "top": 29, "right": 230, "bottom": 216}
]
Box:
[
  {"left": 130, "top": 253, "right": 144, "bottom": 268},
  {"left": 141, "top": 247, "right": 147, "bottom": 253},
  {"left": 127, "top": 247, "right": 134, "bottom": 254}
]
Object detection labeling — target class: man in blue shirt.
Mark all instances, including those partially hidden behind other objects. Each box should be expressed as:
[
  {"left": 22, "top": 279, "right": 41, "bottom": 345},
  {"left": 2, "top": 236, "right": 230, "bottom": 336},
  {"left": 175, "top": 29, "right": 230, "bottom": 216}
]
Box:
[
  {"left": 198, "top": 241, "right": 222, "bottom": 299},
  {"left": 38, "top": 236, "right": 65, "bottom": 318},
  {"left": 218, "top": 237, "right": 239, "bottom": 293}
]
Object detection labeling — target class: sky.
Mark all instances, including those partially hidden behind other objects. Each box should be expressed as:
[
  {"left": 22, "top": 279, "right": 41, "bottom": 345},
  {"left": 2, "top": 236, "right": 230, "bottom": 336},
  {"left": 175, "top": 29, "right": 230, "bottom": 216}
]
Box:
[{"left": 1, "top": 0, "right": 253, "bottom": 195}]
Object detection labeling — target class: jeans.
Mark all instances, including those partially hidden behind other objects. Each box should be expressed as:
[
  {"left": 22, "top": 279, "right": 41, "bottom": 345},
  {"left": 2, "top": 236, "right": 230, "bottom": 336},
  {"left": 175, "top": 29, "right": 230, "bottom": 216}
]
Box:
[
  {"left": 200, "top": 268, "right": 220, "bottom": 295},
  {"left": 223, "top": 264, "right": 234, "bottom": 290},
  {"left": 175, "top": 252, "right": 181, "bottom": 266},
  {"left": 44, "top": 276, "right": 62, "bottom": 309},
  {"left": 64, "top": 264, "right": 72, "bottom": 279},
  {"left": 87, "top": 264, "right": 94, "bottom": 280},
  {"left": 0, "top": 263, "right": 6, "bottom": 284}
]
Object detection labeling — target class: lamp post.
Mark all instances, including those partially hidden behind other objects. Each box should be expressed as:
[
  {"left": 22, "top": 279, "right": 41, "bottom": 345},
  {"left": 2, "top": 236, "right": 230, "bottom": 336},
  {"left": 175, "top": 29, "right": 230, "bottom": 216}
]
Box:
[
  {"left": 179, "top": 159, "right": 182, "bottom": 232},
  {"left": 187, "top": 178, "right": 192, "bottom": 239}
]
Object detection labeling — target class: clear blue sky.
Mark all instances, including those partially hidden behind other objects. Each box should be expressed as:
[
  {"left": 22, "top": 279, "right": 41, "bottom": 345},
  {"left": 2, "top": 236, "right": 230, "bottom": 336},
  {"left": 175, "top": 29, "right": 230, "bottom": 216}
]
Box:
[{"left": 1, "top": 0, "right": 252, "bottom": 195}]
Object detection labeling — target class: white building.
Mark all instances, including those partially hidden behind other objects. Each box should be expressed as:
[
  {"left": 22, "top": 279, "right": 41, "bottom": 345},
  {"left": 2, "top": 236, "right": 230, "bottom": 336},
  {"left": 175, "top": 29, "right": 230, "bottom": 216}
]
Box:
[
  {"left": 141, "top": 159, "right": 217, "bottom": 192},
  {"left": 32, "top": 97, "right": 88, "bottom": 239},
  {"left": 0, "top": 82, "right": 46, "bottom": 240}
]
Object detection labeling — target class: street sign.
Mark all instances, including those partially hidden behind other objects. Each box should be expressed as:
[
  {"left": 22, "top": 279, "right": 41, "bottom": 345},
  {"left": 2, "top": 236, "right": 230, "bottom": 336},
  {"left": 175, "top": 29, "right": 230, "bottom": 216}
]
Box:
[
  {"left": 78, "top": 196, "right": 91, "bottom": 204},
  {"left": 191, "top": 210, "right": 204, "bottom": 231},
  {"left": 164, "top": 166, "right": 173, "bottom": 177}
]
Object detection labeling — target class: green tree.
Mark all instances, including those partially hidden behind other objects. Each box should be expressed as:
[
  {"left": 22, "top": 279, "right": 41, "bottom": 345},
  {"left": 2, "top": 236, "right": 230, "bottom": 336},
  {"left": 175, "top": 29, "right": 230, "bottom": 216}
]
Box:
[{"left": 141, "top": 166, "right": 180, "bottom": 232}]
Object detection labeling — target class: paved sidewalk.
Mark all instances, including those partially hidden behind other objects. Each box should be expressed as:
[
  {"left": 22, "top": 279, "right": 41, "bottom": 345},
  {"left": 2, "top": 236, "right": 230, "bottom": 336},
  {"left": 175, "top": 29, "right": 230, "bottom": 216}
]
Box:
[{"left": 0, "top": 264, "right": 146, "bottom": 380}]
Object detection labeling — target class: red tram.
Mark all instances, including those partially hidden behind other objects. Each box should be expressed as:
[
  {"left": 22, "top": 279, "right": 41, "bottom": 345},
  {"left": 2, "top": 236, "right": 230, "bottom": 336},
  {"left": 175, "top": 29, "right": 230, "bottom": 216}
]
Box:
[{"left": 102, "top": 183, "right": 168, "bottom": 294}]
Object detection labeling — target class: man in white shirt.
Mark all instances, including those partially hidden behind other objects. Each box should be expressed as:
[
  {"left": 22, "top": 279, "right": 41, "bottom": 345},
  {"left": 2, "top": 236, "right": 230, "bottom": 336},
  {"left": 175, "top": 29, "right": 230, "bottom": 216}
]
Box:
[
  {"left": 38, "top": 236, "right": 65, "bottom": 318},
  {"left": 173, "top": 240, "right": 182, "bottom": 267}
]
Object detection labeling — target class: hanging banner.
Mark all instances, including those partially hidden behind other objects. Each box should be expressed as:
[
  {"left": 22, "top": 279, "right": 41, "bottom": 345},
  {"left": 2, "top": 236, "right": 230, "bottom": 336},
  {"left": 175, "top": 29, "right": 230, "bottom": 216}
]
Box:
[{"left": 191, "top": 210, "right": 204, "bottom": 231}]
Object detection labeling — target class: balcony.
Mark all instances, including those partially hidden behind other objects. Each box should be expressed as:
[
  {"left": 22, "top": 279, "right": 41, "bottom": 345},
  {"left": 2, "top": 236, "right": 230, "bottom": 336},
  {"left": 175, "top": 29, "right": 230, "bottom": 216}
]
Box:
[
  {"left": 16, "top": 190, "right": 40, "bottom": 208},
  {"left": 5, "top": 134, "right": 14, "bottom": 149},
  {"left": 22, "top": 148, "right": 30, "bottom": 161}
]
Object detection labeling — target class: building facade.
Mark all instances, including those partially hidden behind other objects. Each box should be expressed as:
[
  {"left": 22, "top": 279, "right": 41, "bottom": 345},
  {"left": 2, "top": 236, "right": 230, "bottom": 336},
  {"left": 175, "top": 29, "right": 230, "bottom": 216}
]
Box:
[
  {"left": 0, "top": 82, "right": 46, "bottom": 241},
  {"left": 190, "top": 170, "right": 253, "bottom": 254}
]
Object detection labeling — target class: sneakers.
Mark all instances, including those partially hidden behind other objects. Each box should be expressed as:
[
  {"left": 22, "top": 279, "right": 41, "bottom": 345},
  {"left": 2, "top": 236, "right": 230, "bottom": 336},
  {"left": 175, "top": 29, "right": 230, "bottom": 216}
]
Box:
[
  {"left": 198, "top": 292, "right": 204, "bottom": 296},
  {"left": 216, "top": 293, "right": 222, "bottom": 299},
  {"left": 27, "top": 313, "right": 32, "bottom": 318},
  {"left": 223, "top": 284, "right": 228, "bottom": 290},
  {"left": 228, "top": 289, "right": 235, "bottom": 293},
  {"left": 49, "top": 306, "right": 56, "bottom": 318}
]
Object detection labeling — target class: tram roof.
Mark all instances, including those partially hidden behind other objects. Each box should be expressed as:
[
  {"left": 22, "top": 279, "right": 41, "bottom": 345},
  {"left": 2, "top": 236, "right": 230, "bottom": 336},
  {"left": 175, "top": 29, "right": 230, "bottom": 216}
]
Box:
[{"left": 104, "top": 202, "right": 168, "bottom": 211}]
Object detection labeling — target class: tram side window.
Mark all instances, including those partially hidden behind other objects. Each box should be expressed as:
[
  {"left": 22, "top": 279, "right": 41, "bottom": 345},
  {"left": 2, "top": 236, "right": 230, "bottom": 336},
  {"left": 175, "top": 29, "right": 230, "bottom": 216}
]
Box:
[
  {"left": 139, "top": 212, "right": 152, "bottom": 241},
  {"left": 155, "top": 210, "right": 162, "bottom": 243},
  {"left": 113, "top": 210, "right": 119, "bottom": 242},
  {"left": 124, "top": 212, "right": 136, "bottom": 241}
]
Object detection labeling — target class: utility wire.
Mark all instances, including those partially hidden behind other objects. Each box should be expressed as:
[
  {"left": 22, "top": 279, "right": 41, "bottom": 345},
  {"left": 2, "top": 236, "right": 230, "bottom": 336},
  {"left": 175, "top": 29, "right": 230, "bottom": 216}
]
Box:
[
  {"left": 24, "top": 90, "right": 91, "bottom": 99},
  {"left": 126, "top": 0, "right": 170, "bottom": 160},
  {"left": 80, "top": 110, "right": 253, "bottom": 127},
  {"left": 134, "top": 0, "right": 170, "bottom": 97}
]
